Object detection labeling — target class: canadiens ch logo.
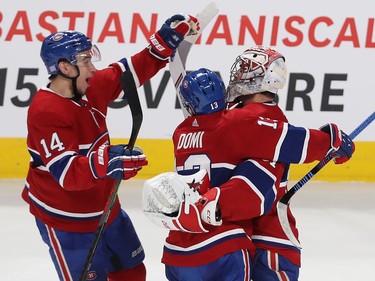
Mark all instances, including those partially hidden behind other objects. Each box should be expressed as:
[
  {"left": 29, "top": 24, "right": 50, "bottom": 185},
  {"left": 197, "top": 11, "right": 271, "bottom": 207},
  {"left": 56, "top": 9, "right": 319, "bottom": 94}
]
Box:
[
  {"left": 86, "top": 271, "right": 97, "bottom": 280},
  {"left": 52, "top": 32, "right": 64, "bottom": 41},
  {"left": 182, "top": 80, "right": 189, "bottom": 89}
]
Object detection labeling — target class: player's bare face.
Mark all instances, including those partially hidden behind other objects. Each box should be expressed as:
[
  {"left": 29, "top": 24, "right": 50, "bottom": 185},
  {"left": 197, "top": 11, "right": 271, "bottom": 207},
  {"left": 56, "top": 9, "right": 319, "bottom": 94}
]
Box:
[
  {"left": 70, "top": 46, "right": 101, "bottom": 95},
  {"left": 75, "top": 51, "right": 97, "bottom": 95}
]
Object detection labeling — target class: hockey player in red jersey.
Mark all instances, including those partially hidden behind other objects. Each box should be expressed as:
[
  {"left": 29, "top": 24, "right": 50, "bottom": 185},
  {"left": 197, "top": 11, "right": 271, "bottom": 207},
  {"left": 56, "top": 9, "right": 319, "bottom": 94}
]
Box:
[
  {"left": 225, "top": 46, "right": 355, "bottom": 280},
  {"left": 142, "top": 68, "right": 354, "bottom": 280},
  {"left": 22, "top": 14, "right": 199, "bottom": 281}
]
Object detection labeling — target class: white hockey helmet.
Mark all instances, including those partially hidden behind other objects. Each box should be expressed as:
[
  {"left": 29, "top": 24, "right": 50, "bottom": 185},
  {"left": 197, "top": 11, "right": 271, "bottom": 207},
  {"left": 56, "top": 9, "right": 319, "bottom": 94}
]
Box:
[{"left": 226, "top": 46, "right": 287, "bottom": 102}]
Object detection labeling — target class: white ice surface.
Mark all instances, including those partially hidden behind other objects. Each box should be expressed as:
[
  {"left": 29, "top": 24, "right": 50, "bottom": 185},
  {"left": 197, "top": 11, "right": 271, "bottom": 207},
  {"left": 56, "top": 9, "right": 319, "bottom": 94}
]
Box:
[{"left": 1, "top": 179, "right": 374, "bottom": 281}]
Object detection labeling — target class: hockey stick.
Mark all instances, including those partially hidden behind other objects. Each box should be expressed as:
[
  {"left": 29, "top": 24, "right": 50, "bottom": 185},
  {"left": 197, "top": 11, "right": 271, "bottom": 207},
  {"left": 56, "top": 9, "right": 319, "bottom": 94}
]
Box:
[
  {"left": 277, "top": 111, "right": 375, "bottom": 249},
  {"left": 169, "top": 2, "right": 219, "bottom": 118},
  {"left": 79, "top": 71, "right": 143, "bottom": 281}
]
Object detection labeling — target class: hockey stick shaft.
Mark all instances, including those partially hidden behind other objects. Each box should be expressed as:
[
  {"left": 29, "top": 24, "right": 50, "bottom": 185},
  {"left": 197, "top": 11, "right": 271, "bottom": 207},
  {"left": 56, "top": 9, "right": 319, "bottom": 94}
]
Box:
[
  {"left": 79, "top": 71, "right": 143, "bottom": 281},
  {"left": 280, "top": 111, "right": 375, "bottom": 205},
  {"left": 277, "top": 111, "right": 374, "bottom": 249},
  {"left": 169, "top": 2, "right": 219, "bottom": 118}
]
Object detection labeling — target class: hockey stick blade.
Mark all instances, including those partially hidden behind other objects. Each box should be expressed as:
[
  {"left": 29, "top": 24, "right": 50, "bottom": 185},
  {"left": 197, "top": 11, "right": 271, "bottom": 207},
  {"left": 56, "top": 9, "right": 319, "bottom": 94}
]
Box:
[
  {"left": 169, "top": 2, "right": 219, "bottom": 118},
  {"left": 79, "top": 71, "right": 143, "bottom": 281},
  {"left": 277, "top": 111, "right": 375, "bottom": 249},
  {"left": 178, "top": 2, "right": 219, "bottom": 66}
]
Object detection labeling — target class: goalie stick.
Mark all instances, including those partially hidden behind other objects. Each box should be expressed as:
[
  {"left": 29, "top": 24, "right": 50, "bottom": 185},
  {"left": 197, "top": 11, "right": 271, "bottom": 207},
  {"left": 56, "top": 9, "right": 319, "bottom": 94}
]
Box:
[
  {"left": 79, "top": 71, "right": 143, "bottom": 281},
  {"left": 277, "top": 111, "right": 375, "bottom": 249},
  {"left": 169, "top": 2, "right": 219, "bottom": 118}
]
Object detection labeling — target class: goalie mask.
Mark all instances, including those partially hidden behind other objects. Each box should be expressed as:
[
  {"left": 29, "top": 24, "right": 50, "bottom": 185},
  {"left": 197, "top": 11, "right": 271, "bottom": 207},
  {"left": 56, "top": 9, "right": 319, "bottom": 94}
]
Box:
[
  {"left": 40, "top": 30, "right": 101, "bottom": 75},
  {"left": 179, "top": 68, "right": 226, "bottom": 116},
  {"left": 226, "top": 46, "right": 287, "bottom": 102}
]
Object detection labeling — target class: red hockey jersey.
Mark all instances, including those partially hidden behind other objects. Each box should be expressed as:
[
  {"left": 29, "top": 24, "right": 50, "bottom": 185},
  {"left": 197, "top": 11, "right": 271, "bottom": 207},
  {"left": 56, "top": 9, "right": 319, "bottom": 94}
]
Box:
[
  {"left": 242, "top": 102, "right": 302, "bottom": 267},
  {"left": 22, "top": 48, "right": 166, "bottom": 232},
  {"left": 162, "top": 105, "right": 331, "bottom": 266}
]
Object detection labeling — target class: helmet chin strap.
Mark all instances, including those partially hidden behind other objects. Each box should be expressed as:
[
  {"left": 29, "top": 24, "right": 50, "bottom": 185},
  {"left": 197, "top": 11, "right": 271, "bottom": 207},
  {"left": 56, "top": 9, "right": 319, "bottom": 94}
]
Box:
[{"left": 58, "top": 65, "right": 82, "bottom": 101}]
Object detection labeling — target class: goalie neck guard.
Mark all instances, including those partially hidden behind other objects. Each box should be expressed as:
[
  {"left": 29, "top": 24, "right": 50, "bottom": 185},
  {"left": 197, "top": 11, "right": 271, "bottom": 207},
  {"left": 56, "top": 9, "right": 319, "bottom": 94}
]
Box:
[{"left": 226, "top": 46, "right": 287, "bottom": 102}]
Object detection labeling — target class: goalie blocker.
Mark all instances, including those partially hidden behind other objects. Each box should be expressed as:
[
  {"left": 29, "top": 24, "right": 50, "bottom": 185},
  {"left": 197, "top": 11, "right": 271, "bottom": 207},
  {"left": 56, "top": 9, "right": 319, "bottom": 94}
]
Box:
[{"left": 143, "top": 169, "right": 222, "bottom": 233}]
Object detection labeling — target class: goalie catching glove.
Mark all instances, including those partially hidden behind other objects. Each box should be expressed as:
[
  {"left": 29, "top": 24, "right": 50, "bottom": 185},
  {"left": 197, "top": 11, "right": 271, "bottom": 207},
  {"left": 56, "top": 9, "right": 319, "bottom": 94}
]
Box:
[
  {"left": 319, "top": 123, "right": 355, "bottom": 164},
  {"left": 90, "top": 144, "right": 148, "bottom": 180},
  {"left": 143, "top": 169, "right": 222, "bottom": 233},
  {"left": 148, "top": 14, "right": 200, "bottom": 60}
]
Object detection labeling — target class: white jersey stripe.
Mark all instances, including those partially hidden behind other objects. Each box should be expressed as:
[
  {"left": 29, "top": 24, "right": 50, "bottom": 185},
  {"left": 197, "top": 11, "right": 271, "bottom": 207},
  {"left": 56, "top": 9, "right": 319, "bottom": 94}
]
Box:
[
  {"left": 28, "top": 191, "right": 103, "bottom": 218},
  {"left": 165, "top": 229, "right": 250, "bottom": 252},
  {"left": 273, "top": 122, "right": 288, "bottom": 161}
]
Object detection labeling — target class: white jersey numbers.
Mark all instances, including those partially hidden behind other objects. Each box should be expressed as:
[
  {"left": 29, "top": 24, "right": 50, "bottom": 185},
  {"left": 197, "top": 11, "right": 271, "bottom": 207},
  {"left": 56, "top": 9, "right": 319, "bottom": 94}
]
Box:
[
  {"left": 40, "top": 132, "right": 65, "bottom": 158},
  {"left": 257, "top": 116, "right": 278, "bottom": 129},
  {"left": 180, "top": 154, "right": 212, "bottom": 180},
  {"left": 177, "top": 131, "right": 204, "bottom": 150},
  {"left": 210, "top": 101, "right": 220, "bottom": 111}
]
